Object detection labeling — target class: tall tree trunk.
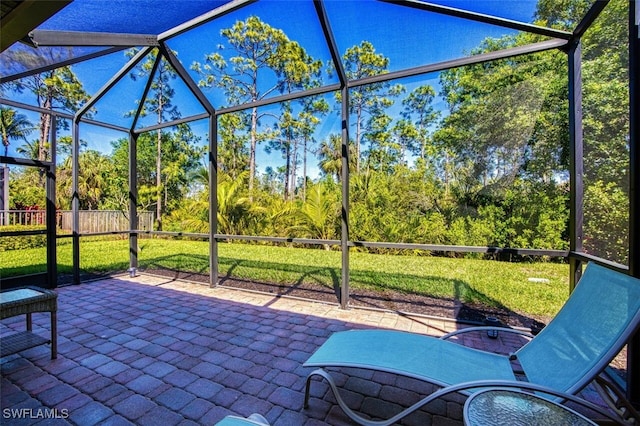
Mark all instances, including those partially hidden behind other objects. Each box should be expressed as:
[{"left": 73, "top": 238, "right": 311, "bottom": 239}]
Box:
[
  {"left": 156, "top": 83, "right": 163, "bottom": 231},
  {"left": 302, "top": 137, "right": 308, "bottom": 201},
  {"left": 39, "top": 97, "right": 52, "bottom": 161},
  {"left": 249, "top": 106, "right": 258, "bottom": 200},
  {"left": 355, "top": 109, "right": 362, "bottom": 173},
  {"left": 156, "top": 128, "right": 162, "bottom": 231},
  {"left": 444, "top": 151, "right": 451, "bottom": 195},
  {"left": 284, "top": 136, "right": 290, "bottom": 201},
  {"left": 291, "top": 138, "right": 298, "bottom": 201}
]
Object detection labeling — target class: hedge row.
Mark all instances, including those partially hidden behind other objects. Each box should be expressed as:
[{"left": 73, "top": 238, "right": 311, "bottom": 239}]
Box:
[{"left": 0, "top": 225, "right": 47, "bottom": 251}]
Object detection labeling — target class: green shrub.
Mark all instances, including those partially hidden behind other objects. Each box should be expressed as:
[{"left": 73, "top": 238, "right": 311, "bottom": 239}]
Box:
[{"left": 0, "top": 225, "right": 47, "bottom": 251}]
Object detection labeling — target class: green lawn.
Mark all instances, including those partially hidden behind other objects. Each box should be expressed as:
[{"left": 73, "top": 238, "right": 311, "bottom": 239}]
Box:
[{"left": 2, "top": 238, "right": 569, "bottom": 319}]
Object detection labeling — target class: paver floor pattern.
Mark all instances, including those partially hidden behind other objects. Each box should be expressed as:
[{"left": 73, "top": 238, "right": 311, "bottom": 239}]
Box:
[{"left": 0, "top": 274, "right": 607, "bottom": 425}]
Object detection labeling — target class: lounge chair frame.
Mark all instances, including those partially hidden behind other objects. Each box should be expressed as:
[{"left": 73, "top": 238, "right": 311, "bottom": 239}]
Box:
[{"left": 303, "top": 263, "right": 640, "bottom": 425}]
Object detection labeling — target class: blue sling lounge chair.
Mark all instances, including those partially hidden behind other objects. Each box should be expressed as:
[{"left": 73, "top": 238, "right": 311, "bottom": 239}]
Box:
[
  {"left": 214, "top": 414, "right": 270, "bottom": 425},
  {"left": 303, "top": 263, "right": 640, "bottom": 425}
]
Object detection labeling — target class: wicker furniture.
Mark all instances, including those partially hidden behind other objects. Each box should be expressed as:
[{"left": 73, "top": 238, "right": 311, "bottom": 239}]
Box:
[{"left": 1, "top": 286, "right": 57, "bottom": 359}]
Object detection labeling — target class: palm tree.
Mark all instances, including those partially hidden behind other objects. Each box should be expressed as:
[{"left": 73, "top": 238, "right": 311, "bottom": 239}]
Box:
[
  {"left": 76, "top": 150, "right": 114, "bottom": 210},
  {"left": 318, "top": 134, "right": 341, "bottom": 182},
  {"left": 188, "top": 163, "right": 209, "bottom": 195},
  {"left": 15, "top": 140, "right": 40, "bottom": 159},
  {"left": 297, "top": 183, "right": 339, "bottom": 247},
  {"left": 174, "top": 170, "right": 264, "bottom": 235},
  {"left": 217, "top": 171, "right": 257, "bottom": 235},
  {"left": 318, "top": 134, "right": 358, "bottom": 183},
  {"left": 0, "top": 107, "right": 35, "bottom": 157}
]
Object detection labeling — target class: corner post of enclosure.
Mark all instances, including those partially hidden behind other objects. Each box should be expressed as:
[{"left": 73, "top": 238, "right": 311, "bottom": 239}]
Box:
[
  {"left": 315, "top": 0, "right": 350, "bottom": 309},
  {"left": 627, "top": 0, "right": 640, "bottom": 409},
  {"left": 209, "top": 115, "right": 218, "bottom": 287},
  {"left": 568, "top": 39, "right": 584, "bottom": 291},
  {"left": 340, "top": 86, "right": 350, "bottom": 309},
  {"left": 70, "top": 46, "right": 153, "bottom": 286},
  {"left": 129, "top": 132, "right": 139, "bottom": 273},
  {"left": 157, "top": 43, "right": 217, "bottom": 287},
  {"left": 46, "top": 115, "right": 57, "bottom": 289},
  {"left": 71, "top": 118, "right": 81, "bottom": 285}
]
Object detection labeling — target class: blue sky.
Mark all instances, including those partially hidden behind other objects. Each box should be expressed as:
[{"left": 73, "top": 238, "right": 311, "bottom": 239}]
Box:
[{"left": 4, "top": 0, "right": 540, "bottom": 177}]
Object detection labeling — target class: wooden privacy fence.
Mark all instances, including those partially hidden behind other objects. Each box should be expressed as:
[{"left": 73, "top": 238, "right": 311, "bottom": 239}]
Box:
[
  {"left": 59, "top": 210, "right": 154, "bottom": 233},
  {"left": 1, "top": 210, "right": 154, "bottom": 234}
]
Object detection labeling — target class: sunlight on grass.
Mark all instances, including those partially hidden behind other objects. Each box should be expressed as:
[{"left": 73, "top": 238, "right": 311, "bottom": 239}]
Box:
[{"left": 2, "top": 237, "right": 569, "bottom": 318}]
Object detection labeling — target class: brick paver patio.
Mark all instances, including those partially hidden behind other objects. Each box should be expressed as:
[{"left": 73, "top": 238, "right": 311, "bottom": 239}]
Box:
[{"left": 1, "top": 274, "right": 609, "bottom": 425}]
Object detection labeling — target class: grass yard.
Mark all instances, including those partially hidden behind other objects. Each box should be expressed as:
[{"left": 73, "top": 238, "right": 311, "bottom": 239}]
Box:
[{"left": 1, "top": 237, "right": 570, "bottom": 319}]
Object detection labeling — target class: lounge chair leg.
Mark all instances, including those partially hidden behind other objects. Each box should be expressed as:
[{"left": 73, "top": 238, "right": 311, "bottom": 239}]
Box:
[
  {"left": 304, "top": 373, "right": 314, "bottom": 408},
  {"left": 304, "top": 369, "right": 336, "bottom": 409},
  {"left": 304, "top": 368, "right": 426, "bottom": 426}
]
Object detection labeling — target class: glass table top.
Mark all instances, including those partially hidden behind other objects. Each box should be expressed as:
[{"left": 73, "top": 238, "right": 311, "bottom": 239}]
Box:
[
  {"left": 464, "top": 388, "right": 597, "bottom": 426},
  {"left": 0, "top": 288, "right": 45, "bottom": 304}
]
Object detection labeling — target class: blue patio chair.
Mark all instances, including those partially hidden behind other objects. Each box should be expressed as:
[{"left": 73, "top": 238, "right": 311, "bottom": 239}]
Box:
[
  {"left": 214, "top": 413, "right": 270, "bottom": 425},
  {"left": 304, "top": 263, "right": 640, "bottom": 426}
]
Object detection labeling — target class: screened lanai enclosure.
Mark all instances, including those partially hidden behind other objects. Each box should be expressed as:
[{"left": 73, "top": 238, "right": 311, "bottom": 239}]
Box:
[{"left": 1, "top": 0, "right": 639, "bottom": 408}]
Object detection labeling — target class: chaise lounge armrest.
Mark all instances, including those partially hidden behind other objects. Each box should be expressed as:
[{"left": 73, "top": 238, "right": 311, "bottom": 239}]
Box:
[{"left": 440, "top": 325, "right": 535, "bottom": 340}]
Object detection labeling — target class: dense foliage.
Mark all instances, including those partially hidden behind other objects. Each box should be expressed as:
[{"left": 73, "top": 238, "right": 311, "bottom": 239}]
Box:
[{"left": 2, "top": 0, "right": 630, "bottom": 264}]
